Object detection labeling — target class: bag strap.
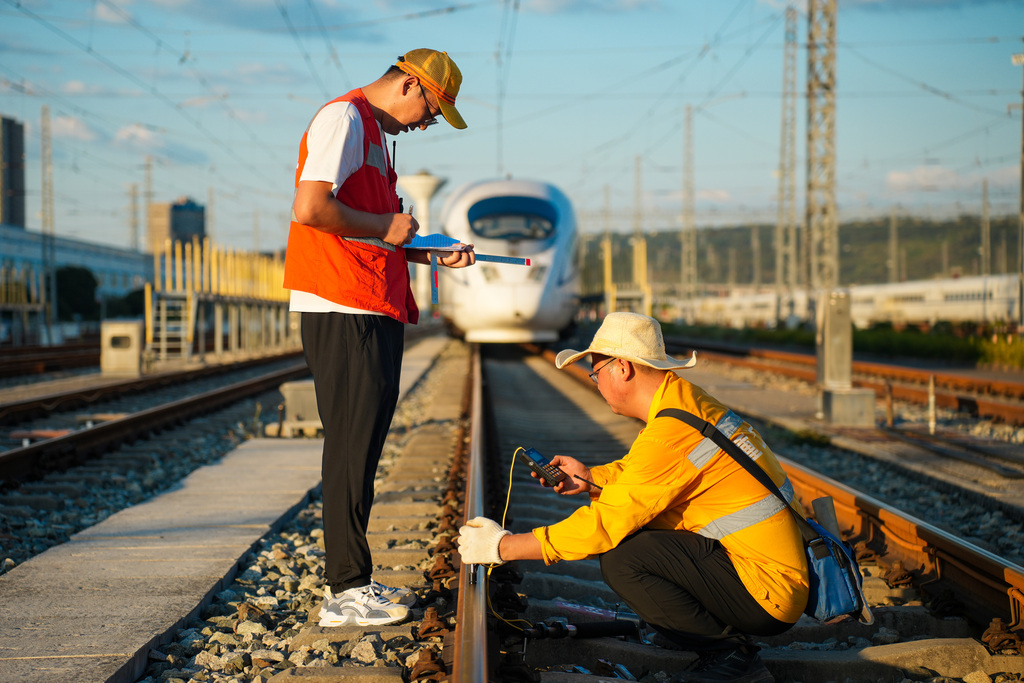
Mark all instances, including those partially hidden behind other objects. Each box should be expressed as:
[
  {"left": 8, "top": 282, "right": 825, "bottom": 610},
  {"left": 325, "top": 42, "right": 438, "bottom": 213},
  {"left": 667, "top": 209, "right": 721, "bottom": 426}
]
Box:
[{"left": 655, "top": 408, "right": 822, "bottom": 547}]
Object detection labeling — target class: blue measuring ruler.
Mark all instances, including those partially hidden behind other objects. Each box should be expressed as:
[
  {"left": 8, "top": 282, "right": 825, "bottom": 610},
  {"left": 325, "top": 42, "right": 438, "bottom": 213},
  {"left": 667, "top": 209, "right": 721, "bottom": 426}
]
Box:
[{"left": 409, "top": 234, "right": 530, "bottom": 304}]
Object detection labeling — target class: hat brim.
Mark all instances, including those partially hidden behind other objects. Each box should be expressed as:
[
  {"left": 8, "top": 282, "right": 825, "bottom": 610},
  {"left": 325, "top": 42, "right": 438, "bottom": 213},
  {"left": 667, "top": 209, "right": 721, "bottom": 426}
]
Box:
[
  {"left": 439, "top": 100, "right": 466, "bottom": 129},
  {"left": 555, "top": 347, "right": 697, "bottom": 371}
]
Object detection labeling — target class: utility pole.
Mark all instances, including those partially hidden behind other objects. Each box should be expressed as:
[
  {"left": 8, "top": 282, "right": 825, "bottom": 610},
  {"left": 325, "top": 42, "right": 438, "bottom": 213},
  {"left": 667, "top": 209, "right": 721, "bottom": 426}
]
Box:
[
  {"left": 751, "top": 226, "right": 761, "bottom": 288},
  {"left": 602, "top": 186, "right": 615, "bottom": 314},
  {"left": 681, "top": 105, "right": 697, "bottom": 303},
  {"left": 40, "top": 105, "right": 56, "bottom": 342},
  {"left": 1013, "top": 50, "right": 1024, "bottom": 326},
  {"left": 981, "top": 178, "right": 990, "bottom": 276},
  {"left": 776, "top": 5, "right": 799, "bottom": 318},
  {"left": 632, "top": 156, "right": 651, "bottom": 316},
  {"left": 130, "top": 184, "right": 139, "bottom": 252},
  {"left": 807, "top": 0, "right": 872, "bottom": 426},
  {"left": 145, "top": 155, "right": 153, "bottom": 253},
  {"left": 888, "top": 208, "right": 898, "bottom": 283},
  {"left": 207, "top": 187, "right": 215, "bottom": 242},
  {"left": 253, "top": 210, "right": 261, "bottom": 253},
  {"left": 806, "top": 0, "right": 838, "bottom": 293}
]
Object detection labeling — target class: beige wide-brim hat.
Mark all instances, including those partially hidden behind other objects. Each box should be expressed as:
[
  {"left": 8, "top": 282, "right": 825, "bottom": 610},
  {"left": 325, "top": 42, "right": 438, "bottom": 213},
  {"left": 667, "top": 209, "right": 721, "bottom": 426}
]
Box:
[{"left": 555, "top": 312, "right": 697, "bottom": 371}]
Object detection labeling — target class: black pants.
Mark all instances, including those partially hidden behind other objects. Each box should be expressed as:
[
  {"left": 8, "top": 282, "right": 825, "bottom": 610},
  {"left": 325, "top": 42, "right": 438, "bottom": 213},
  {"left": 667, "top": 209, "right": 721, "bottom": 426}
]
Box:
[
  {"left": 600, "top": 529, "right": 793, "bottom": 650},
  {"left": 301, "top": 312, "right": 404, "bottom": 591}
]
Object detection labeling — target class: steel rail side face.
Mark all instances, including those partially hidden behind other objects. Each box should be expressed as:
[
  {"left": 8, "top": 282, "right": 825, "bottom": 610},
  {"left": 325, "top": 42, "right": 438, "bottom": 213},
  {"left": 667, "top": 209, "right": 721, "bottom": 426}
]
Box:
[
  {"left": 0, "top": 350, "right": 305, "bottom": 426},
  {"left": 781, "top": 457, "right": 1024, "bottom": 628},
  {"left": 452, "top": 345, "right": 489, "bottom": 683},
  {"left": 0, "top": 363, "right": 310, "bottom": 482}
]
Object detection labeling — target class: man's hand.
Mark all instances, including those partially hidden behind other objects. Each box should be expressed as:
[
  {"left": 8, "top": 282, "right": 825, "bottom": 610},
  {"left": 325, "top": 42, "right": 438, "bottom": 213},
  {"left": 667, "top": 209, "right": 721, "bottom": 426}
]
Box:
[
  {"left": 532, "top": 455, "right": 595, "bottom": 496},
  {"left": 434, "top": 245, "right": 476, "bottom": 268},
  {"left": 456, "top": 517, "right": 510, "bottom": 565},
  {"left": 382, "top": 212, "right": 419, "bottom": 246}
]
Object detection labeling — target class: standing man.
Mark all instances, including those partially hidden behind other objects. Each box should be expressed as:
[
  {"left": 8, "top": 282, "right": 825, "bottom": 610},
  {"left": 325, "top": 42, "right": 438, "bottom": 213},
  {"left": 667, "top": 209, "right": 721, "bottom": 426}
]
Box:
[
  {"left": 458, "top": 313, "right": 808, "bottom": 683},
  {"left": 284, "top": 49, "right": 474, "bottom": 627}
]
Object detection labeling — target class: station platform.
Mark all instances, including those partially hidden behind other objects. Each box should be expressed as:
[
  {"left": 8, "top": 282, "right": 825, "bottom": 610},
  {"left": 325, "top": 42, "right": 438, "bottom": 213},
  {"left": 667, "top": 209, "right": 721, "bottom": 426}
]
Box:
[{"left": 0, "top": 334, "right": 450, "bottom": 683}]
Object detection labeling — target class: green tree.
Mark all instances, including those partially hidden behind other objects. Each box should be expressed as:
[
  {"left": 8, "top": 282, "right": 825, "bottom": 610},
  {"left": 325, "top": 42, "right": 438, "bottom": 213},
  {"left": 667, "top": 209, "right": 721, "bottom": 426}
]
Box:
[{"left": 56, "top": 266, "right": 100, "bottom": 321}]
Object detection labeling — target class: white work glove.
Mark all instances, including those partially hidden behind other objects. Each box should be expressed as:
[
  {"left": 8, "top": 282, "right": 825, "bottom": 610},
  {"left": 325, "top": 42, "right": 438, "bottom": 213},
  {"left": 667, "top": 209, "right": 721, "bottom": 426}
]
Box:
[{"left": 457, "top": 517, "right": 510, "bottom": 565}]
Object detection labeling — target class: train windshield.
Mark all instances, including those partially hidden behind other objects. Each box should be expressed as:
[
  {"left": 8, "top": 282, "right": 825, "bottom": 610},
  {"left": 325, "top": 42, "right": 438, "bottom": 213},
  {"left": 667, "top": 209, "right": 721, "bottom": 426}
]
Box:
[{"left": 467, "top": 196, "right": 558, "bottom": 241}]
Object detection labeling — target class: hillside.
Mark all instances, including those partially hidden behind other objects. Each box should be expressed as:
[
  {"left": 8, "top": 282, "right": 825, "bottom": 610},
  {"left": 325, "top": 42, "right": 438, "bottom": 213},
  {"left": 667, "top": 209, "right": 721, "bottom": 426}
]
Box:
[{"left": 580, "top": 215, "right": 1019, "bottom": 290}]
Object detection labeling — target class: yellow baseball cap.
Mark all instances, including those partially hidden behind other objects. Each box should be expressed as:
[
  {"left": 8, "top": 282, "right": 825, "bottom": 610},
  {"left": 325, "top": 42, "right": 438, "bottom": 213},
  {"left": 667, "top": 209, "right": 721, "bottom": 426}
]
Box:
[{"left": 396, "top": 49, "right": 467, "bottom": 130}]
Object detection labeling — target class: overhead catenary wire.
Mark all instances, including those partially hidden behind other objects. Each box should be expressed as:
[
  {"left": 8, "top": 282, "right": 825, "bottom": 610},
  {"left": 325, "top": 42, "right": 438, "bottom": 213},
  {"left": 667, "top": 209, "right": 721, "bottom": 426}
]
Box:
[{"left": 2, "top": 0, "right": 281, "bottom": 192}]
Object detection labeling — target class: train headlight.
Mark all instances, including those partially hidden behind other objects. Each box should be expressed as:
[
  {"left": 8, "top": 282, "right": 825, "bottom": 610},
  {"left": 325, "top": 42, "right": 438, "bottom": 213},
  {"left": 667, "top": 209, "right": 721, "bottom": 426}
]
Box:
[{"left": 530, "top": 265, "right": 548, "bottom": 282}]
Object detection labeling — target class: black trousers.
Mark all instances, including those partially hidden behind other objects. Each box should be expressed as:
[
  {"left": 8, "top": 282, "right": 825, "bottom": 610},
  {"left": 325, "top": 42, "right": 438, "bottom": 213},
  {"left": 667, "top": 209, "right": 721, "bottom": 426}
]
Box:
[
  {"left": 301, "top": 312, "right": 404, "bottom": 591},
  {"left": 600, "top": 529, "right": 793, "bottom": 651}
]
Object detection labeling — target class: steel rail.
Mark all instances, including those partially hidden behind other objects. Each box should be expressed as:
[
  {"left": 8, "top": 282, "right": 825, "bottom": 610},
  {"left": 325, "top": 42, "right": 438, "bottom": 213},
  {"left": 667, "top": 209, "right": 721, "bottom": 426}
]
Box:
[
  {"left": 452, "top": 344, "right": 489, "bottom": 683},
  {"left": 663, "top": 342, "right": 1024, "bottom": 426},
  {"left": 0, "top": 362, "right": 310, "bottom": 482},
  {"left": 782, "top": 457, "right": 1024, "bottom": 628},
  {"left": 0, "top": 350, "right": 100, "bottom": 377},
  {"left": 664, "top": 337, "right": 1024, "bottom": 399},
  {"left": 536, "top": 343, "right": 1024, "bottom": 632},
  {"left": 0, "top": 350, "right": 304, "bottom": 426}
]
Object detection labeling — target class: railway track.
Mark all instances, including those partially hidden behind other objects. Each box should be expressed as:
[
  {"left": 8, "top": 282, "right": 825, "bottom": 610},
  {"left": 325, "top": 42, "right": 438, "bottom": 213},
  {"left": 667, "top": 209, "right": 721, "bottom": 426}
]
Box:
[
  {"left": 664, "top": 336, "right": 1024, "bottom": 427},
  {"left": 469, "top": 346, "right": 1024, "bottom": 681},
  {"left": 0, "top": 362, "right": 310, "bottom": 483},
  {"left": 0, "top": 350, "right": 305, "bottom": 427},
  {"left": 0, "top": 341, "right": 100, "bottom": 378},
  {"left": 131, "top": 341, "right": 1023, "bottom": 683},
  {"left": 0, "top": 355, "right": 309, "bottom": 484},
  {"left": 6, "top": 339, "right": 1023, "bottom": 682}
]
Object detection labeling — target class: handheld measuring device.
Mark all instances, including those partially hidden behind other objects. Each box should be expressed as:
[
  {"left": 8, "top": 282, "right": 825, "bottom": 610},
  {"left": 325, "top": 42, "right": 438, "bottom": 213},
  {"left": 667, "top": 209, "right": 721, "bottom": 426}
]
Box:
[{"left": 517, "top": 447, "right": 568, "bottom": 487}]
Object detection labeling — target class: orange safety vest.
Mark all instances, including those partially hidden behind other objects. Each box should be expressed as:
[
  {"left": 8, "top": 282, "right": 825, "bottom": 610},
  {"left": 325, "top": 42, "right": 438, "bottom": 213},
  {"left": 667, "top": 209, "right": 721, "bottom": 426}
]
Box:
[{"left": 283, "top": 89, "right": 419, "bottom": 324}]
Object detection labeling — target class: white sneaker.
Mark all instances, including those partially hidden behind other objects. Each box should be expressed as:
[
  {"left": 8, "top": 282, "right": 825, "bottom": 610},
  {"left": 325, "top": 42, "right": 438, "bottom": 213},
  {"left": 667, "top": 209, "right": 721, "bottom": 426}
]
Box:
[
  {"left": 370, "top": 579, "right": 417, "bottom": 607},
  {"left": 318, "top": 584, "right": 409, "bottom": 627}
]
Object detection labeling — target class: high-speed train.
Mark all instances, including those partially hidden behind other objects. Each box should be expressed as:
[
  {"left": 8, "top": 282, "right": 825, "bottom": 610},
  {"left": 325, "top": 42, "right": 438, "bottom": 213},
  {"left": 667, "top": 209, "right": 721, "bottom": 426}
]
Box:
[
  {"left": 679, "top": 273, "right": 1020, "bottom": 330},
  {"left": 436, "top": 179, "right": 580, "bottom": 343}
]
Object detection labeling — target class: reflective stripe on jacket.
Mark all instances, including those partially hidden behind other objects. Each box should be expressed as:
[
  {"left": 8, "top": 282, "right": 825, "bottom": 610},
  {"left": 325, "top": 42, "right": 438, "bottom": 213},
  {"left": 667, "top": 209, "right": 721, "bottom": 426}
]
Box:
[
  {"left": 532, "top": 372, "right": 809, "bottom": 623},
  {"left": 283, "top": 89, "right": 419, "bottom": 324}
]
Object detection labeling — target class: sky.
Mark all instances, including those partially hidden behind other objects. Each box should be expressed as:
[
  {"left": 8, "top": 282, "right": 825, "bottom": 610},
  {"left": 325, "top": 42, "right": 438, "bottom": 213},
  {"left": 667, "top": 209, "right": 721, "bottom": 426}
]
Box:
[{"left": 0, "top": 0, "right": 1021, "bottom": 254}]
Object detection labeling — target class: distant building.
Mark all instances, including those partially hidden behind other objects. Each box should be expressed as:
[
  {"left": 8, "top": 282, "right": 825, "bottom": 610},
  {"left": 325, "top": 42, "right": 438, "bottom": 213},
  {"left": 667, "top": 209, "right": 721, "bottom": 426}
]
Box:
[
  {"left": 0, "top": 116, "right": 26, "bottom": 228},
  {"left": 147, "top": 196, "right": 206, "bottom": 252},
  {"left": 1, "top": 224, "right": 152, "bottom": 301}
]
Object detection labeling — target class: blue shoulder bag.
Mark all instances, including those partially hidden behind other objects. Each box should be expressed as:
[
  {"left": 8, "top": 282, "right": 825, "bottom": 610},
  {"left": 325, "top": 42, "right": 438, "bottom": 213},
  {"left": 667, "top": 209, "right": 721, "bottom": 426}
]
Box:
[{"left": 656, "top": 409, "right": 873, "bottom": 625}]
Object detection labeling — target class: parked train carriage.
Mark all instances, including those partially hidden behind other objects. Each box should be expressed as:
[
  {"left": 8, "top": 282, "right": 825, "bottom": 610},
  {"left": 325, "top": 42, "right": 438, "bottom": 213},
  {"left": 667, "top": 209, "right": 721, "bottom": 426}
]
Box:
[
  {"left": 684, "top": 274, "right": 1019, "bottom": 330},
  {"left": 437, "top": 179, "right": 580, "bottom": 343},
  {"left": 852, "top": 274, "right": 1018, "bottom": 328}
]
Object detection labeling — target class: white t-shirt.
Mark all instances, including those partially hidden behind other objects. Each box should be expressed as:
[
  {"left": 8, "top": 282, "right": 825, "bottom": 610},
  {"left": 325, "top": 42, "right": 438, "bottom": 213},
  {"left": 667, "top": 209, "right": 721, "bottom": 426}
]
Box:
[{"left": 289, "top": 100, "right": 389, "bottom": 315}]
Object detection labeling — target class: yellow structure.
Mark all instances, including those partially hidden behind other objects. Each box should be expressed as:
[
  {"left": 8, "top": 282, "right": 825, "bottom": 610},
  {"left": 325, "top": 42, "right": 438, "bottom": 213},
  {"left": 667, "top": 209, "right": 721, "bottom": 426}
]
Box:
[
  {"left": 144, "top": 237, "right": 297, "bottom": 363},
  {"left": 0, "top": 264, "right": 45, "bottom": 345}
]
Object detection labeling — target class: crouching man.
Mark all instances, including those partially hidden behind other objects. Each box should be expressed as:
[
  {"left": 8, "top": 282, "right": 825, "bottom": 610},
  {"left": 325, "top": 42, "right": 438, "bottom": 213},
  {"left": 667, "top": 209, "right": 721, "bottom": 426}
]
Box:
[{"left": 457, "top": 312, "right": 808, "bottom": 683}]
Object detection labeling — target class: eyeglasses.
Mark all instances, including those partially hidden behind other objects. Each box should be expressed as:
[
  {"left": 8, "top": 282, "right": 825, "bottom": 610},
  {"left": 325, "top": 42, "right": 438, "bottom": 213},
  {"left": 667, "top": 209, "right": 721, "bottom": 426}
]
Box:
[
  {"left": 589, "top": 358, "right": 615, "bottom": 384},
  {"left": 418, "top": 86, "right": 439, "bottom": 127}
]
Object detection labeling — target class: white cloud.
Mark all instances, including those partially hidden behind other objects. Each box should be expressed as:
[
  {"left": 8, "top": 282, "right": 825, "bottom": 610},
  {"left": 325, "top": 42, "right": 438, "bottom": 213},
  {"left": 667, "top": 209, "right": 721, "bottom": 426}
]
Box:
[
  {"left": 697, "top": 188, "right": 731, "bottom": 202},
  {"left": 52, "top": 115, "right": 97, "bottom": 142},
  {"left": 93, "top": 2, "right": 131, "bottom": 23},
  {"left": 524, "top": 0, "right": 663, "bottom": 13},
  {"left": 234, "top": 62, "right": 301, "bottom": 86},
  {"left": 115, "top": 123, "right": 162, "bottom": 151},
  {"left": 886, "top": 165, "right": 962, "bottom": 192},
  {"left": 62, "top": 80, "right": 100, "bottom": 95}
]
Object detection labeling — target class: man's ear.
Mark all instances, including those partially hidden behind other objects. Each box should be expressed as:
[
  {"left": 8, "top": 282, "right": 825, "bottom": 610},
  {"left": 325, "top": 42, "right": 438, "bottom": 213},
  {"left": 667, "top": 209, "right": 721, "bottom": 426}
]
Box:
[{"left": 620, "top": 359, "right": 637, "bottom": 381}]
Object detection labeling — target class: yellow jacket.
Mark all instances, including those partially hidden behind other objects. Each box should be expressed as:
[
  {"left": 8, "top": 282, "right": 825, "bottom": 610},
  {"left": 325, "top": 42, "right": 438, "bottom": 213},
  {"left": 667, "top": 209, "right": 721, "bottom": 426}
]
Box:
[{"left": 532, "top": 372, "right": 810, "bottom": 623}]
